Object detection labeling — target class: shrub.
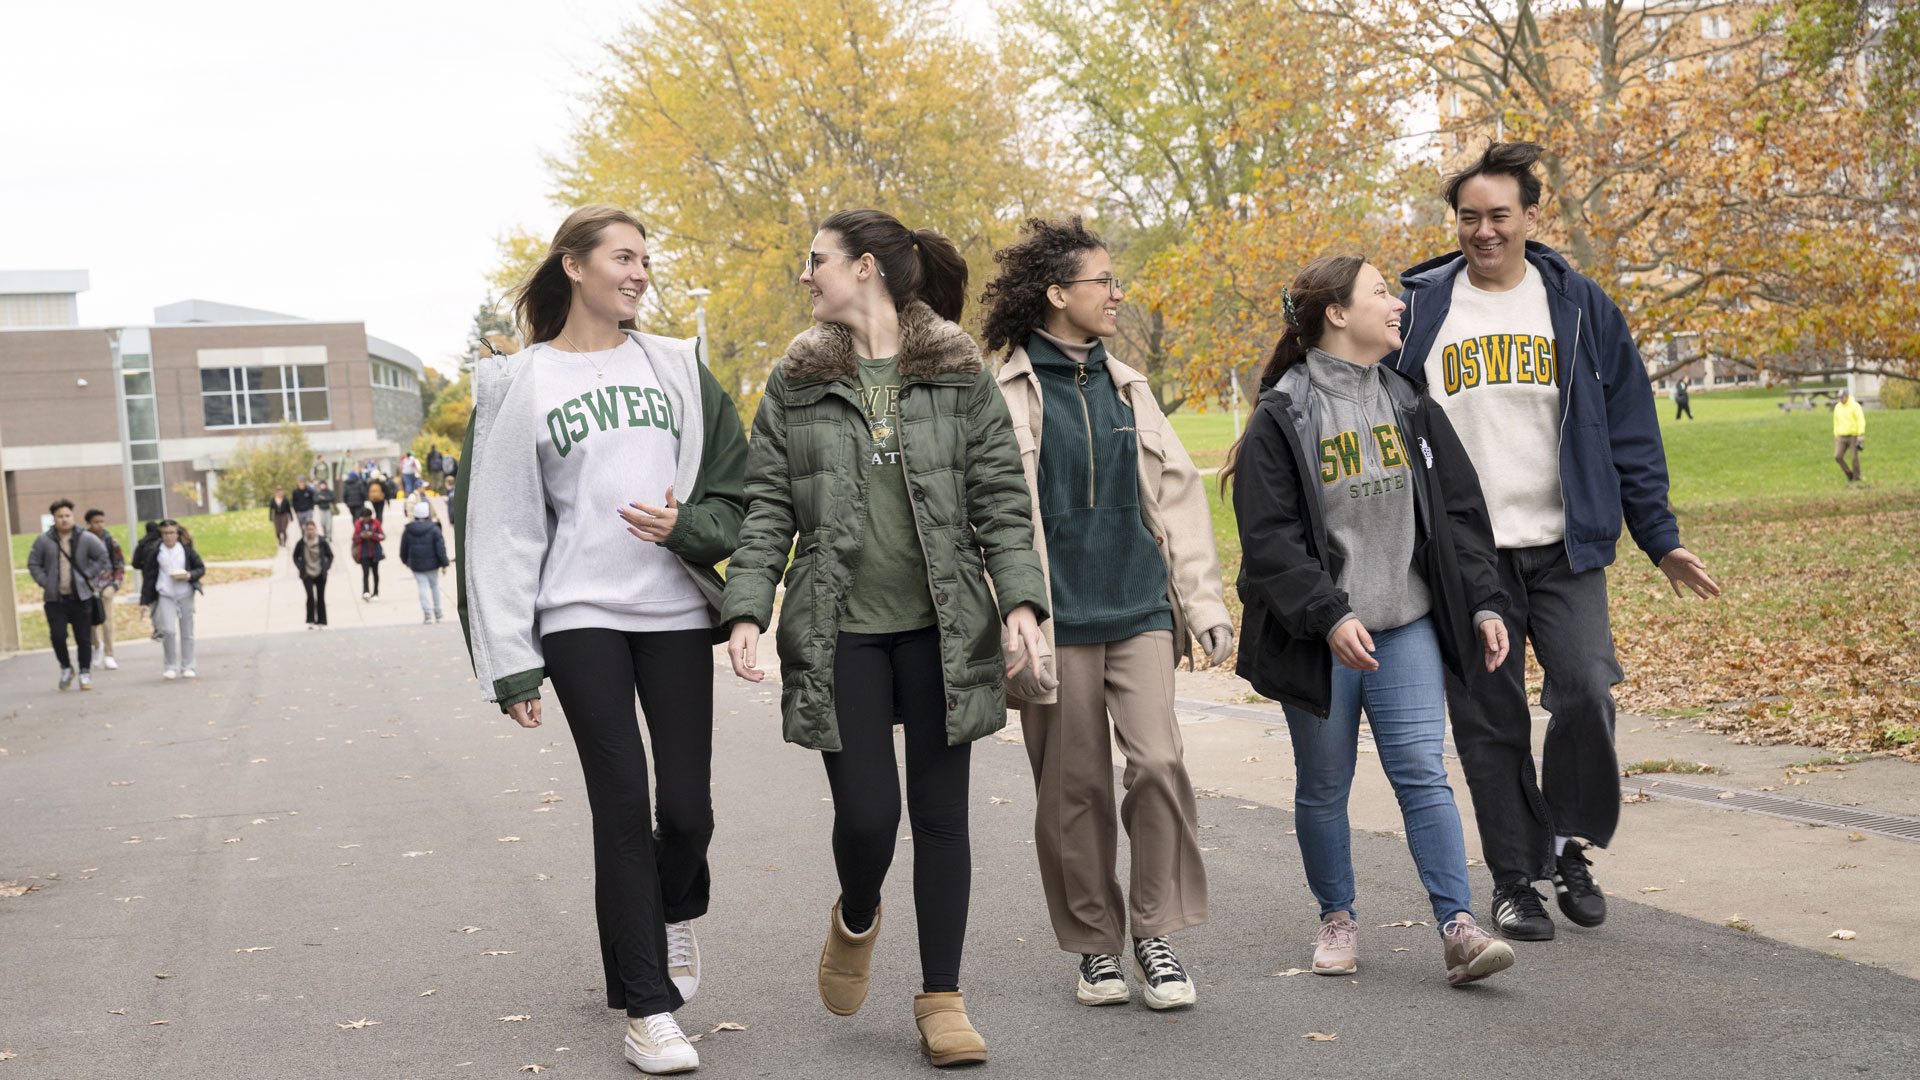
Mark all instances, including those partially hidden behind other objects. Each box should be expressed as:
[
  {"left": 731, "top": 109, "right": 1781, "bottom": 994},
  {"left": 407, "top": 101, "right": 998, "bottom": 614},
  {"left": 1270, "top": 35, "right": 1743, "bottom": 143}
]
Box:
[
  {"left": 1879, "top": 377, "right": 1920, "bottom": 410},
  {"left": 218, "top": 421, "right": 314, "bottom": 508}
]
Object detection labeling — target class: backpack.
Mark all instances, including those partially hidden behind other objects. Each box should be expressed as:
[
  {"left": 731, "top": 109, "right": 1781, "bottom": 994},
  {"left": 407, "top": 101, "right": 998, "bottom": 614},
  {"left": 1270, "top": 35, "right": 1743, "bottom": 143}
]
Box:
[{"left": 369, "top": 480, "right": 385, "bottom": 501}]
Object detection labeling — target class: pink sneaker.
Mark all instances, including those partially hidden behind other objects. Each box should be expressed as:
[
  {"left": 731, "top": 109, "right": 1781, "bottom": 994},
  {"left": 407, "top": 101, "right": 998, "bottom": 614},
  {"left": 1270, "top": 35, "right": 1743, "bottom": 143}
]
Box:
[
  {"left": 1312, "top": 913, "right": 1358, "bottom": 975},
  {"left": 1443, "top": 913, "right": 1516, "bottom": 986}
]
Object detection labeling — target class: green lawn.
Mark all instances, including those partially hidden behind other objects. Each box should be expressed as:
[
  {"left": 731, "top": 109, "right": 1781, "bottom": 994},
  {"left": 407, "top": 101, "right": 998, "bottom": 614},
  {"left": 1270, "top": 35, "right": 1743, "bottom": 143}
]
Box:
[
  {"left": 7, "top": 508, "right": 280, "bottom": 571},
  {"left": 1184, "top": 386, "right": 1920, "bottom": 758}
]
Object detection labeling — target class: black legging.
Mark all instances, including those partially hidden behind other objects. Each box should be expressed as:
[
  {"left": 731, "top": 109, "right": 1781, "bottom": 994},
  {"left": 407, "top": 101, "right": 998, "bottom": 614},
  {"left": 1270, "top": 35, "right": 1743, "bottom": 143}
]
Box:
[
  {"left": 544, "top": 627, "right": 715, "bottom": 1017},
  {"left": 824, "top": 625, "right": 971, "bottom": 994},
  {"left": 302, "top": 575, "right": 328, "bottom": 625},
  {"left": 360, "top": 561, "right": 380, "bottom": 595}
]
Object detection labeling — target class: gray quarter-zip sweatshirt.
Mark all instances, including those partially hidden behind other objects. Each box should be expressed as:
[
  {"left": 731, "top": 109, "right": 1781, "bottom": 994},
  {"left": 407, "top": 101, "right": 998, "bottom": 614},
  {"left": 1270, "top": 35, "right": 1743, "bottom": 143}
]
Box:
[{"left": 1305, "top": 348, "right": 1431, "bottom": 635}]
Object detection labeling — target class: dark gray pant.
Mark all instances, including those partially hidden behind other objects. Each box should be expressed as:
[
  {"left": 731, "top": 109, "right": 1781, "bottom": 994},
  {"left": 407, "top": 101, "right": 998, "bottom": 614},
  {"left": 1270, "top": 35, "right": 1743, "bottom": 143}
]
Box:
[{"left": 1444, "top": 544, "right": 1623, "bottom": 888}]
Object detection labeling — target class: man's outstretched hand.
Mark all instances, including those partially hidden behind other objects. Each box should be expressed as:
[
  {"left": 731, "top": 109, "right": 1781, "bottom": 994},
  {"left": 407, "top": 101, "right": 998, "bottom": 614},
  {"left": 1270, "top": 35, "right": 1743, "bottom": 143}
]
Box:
[{"left": 1659, "top": 547, "right": 1720, "bottom": 600}]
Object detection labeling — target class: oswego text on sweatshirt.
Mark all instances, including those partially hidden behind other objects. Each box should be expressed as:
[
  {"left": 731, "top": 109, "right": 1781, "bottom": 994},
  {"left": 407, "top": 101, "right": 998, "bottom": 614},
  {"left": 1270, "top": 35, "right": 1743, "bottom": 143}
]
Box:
[
  {"left": 1420, "top": 263, "right": 1566, "bottom": 549},
  {"left": 532, "top": 340, "right": 708, "bottom": 634}
]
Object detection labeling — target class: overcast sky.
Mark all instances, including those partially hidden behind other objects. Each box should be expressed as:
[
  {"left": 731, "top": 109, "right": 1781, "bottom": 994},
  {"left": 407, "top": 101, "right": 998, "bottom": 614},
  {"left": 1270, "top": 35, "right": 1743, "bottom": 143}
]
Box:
[{"left": 1, "top": 0, "right": 663, "bottom": 372}]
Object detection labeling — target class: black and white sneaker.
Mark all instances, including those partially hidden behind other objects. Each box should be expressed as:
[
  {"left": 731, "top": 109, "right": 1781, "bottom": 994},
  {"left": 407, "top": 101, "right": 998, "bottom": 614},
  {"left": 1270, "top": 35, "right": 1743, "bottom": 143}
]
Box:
[
  {"left": 1076, "top": 953, "right": 1130, "bottom": 1006},
  {"left": 1130, "top": 936, "right": 1196, "bottom": 1009},
  {"left": 1552, "top": 841, "right": 1607, "bottom": 927},
  {"left": 1490, "top": 883, "right": 1556, "bottom": 941}
]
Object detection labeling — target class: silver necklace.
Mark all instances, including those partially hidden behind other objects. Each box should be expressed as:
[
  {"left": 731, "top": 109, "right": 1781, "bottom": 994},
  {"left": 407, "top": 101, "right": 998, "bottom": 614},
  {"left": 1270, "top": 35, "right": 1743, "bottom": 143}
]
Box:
[{"left": 558, "top": 330, "right": 619, "bottom": 379}]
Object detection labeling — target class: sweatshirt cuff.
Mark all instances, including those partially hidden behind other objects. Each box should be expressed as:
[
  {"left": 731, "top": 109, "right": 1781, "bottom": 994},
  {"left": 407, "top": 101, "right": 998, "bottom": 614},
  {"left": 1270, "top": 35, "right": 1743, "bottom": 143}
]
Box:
[
  {"left": 1323, "top": 612, "right": 1358, "bottom": 643},
  {"left": 1472, "top": 609, "right": 1503, "bottom": 630}
]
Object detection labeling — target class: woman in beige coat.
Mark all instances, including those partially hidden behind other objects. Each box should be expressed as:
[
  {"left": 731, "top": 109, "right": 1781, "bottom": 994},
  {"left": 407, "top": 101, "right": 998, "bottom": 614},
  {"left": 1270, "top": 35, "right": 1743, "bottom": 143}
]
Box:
[{"left": 983, "top": 217, "right": 1233, "bottom": 1011}]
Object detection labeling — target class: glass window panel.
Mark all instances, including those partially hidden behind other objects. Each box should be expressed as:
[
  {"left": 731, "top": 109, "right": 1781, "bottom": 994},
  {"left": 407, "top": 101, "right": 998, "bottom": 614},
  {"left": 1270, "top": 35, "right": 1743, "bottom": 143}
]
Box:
[
  {"left": 134, "top": 487, "right": 166, "bottom": 522},
  {"left": 298, "top": 389, "right": 329, "bottom": 422},
  {"left": 297, "top": 364, "right": 328, "bottom": 389},
  {"left": 131, "top": 441, "right": 159, "bottom": 462},
  {"left": 248, "top": 392, "right": 284, "bottom": 424},
  {"left": 244, "top": 367, "right": 270, "bottom": 391},
  {"left": 122, "top": 353, "right": 151, "bottom": 371},
  {"left": 201, "top": 369, "right": 231, "bottom": 393},
  {"left": 124, "top": 370, "right": 154, "bottom": 396},
  {"left": 132, "top": 462, "right": 163, "bottom": 487},
  {"left": 127, "top": 400, "right": 158, "bottom": 441},
  {"left": 204, "top": 393, "right": 236, "bottom": 427}
]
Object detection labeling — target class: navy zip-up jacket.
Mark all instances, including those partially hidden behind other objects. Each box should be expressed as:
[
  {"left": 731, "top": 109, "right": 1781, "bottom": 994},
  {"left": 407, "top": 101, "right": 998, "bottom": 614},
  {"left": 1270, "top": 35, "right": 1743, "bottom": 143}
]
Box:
[{"left": 1385, "top": 241, "right": 1680, "bottom": 574}]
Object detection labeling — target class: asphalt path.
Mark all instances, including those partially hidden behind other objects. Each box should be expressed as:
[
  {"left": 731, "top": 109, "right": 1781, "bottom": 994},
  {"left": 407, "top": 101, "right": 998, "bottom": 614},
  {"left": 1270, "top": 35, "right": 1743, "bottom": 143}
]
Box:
[{"left": 2, "top": 624, "right": 1916, "bottom": 1078}]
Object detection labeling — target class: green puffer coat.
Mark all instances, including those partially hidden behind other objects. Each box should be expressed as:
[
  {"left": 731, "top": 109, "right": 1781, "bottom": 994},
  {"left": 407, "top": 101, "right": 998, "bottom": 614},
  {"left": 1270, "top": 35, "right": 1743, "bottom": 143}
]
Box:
[{"left": 721, "top": 301, "right": 1050, "bottom": 751}]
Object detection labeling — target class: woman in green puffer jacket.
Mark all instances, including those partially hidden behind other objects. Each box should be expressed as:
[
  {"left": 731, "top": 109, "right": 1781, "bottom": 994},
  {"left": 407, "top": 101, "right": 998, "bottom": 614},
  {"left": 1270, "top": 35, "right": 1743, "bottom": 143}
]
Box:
[{"left": 721, "top": 208, "right": 1049, "bottom": 1068}]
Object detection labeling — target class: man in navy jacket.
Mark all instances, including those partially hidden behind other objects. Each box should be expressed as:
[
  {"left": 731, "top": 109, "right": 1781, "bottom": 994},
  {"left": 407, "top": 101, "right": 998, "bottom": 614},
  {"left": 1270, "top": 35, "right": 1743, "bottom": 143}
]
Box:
[{"left": 1386, "top": 142, "right": 1720, "bottom": 942}]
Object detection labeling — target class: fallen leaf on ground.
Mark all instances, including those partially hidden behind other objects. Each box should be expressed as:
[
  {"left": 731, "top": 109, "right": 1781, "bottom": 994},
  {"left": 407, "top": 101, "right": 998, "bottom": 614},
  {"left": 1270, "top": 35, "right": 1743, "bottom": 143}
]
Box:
[
  {"left": 401, "top": 851, "right": 433, "bottom": 858},
  {"left": 234, "top": 947, "right": 273, "bottom": 953},
  {"left": 455, "top": 926, "right": 483, "bottom": 934},
  {"left": 498, "top": 1015, "right": 531, "bottom": 1022},
  {"left": 222, "top": 838, "right": 243, "bottom": 844},
  {"left": 109, "top": 1009, "right": 127, "bottom": 1015},
  {"left": 248, "top": 758, "right": 267, "bottom": 764},
  {"left": 1716, "top": 791, "right": 1737, "bottom": 800},
  {"left": 1304, "top": 1032, "right": 1338, "bottom": 1041},
  {"left": 335, "top": 1018, "right": 381, "bottom": 1030},
  {"left": 518, "top": 1066, "right": 545, "bottom": 1073},
  {"left": 1847, "top": 832, "right": 1866, "bottom": 842},
  {"left": 482, "top": 951, "right": 518, "bottom": 956},
  {"left": 1378, "top": 920, "right": 1428, "bottom": 928},
  {"left": 1236, "top": 805, "right": 1259, "bottom": 810},
  {"left": 499, "top": 837, "right": 522, "bottom": 843},
  {"left": 1830, "top": 929, "right": 1857, "bottom": 940},
  {"left": 1268, "top": 968, "right": 1309, "bottom": 977},
  {"left": 1391, "top": 947, "right": 1410, "bottom": 952},
  {"left": 153, "top": 973, "right": 173, "bottom": 979},
  {"left": 0, "top": 882, "right": 40, "bottom": 898},
  {"left": 1726, "top": 916, "right": 1756, "bottom": 932},
  {"left": 1242, "top": 755, "right": 1262, "bottom": 763},
  {"left": 149, "top": 1020, "right": 168, "bottom": 1026},
  {"left": 1640, "top": 886, "right": 1666, "bottom": 893},
  {"left": 540, "top": 792, "right": 563, "bottom": 804},
  {"left": 988, "top": 797, "right": 1010, "bottom": 805},
  {"left": 0, "top": 1051, "right": 15, "bottom": 1060},
  {"left": 710, "top": 1022, "right": 747, "bottom": 1032},
  {"left": 419, "top": 989, "right": 438, "bottom": 996}
]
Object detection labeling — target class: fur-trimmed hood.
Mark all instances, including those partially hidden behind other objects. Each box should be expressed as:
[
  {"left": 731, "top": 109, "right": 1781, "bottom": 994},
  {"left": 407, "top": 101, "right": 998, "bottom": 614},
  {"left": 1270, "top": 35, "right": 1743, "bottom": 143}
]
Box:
[{"left": 780, "top": 300, "right": 982, "bottom": 383}]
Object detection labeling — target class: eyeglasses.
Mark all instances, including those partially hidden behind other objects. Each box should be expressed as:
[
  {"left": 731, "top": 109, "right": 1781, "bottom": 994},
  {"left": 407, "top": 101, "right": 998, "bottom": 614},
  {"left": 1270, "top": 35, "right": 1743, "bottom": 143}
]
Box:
[
  {"left": 802, "top": 250, "right": 857, "bottom": 278},
  {"left": 1059, "top": 276, "right": 1124, "bottom": 296}
]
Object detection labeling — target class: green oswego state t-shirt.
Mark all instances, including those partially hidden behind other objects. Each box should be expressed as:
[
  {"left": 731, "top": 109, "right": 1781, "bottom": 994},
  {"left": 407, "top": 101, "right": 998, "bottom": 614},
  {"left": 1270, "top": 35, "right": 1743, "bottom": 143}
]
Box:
[{"left": 842, "top": 358, "right": 936, "bottom": 633}]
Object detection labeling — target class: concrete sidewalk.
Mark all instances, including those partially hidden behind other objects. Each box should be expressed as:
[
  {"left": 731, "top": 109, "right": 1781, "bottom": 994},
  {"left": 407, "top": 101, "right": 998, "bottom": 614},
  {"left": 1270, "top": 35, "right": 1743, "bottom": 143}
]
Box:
[{"left": 2, "top": 623, "right": 1916, "bottom": 1078}]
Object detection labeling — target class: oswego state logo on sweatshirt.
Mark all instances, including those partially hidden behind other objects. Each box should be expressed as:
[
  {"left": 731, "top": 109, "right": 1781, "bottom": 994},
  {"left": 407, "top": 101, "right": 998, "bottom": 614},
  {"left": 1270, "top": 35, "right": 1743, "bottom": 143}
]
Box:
[
  {"left": 1319, "top": 422, "right": 1413, "bottom": 500},
  {"left": 546, "top": 384, "right": 679, "bottom": 458}
]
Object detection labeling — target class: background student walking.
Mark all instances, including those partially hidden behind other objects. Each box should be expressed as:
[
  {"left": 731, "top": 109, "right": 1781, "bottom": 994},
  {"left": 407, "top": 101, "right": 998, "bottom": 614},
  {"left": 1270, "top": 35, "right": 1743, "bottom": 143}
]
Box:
[
  {"left": 84, "top": 508, "right": 126, "bottom": 671},
  {"left": 456, "top": 203, "right": 748, "bottom": 1075},
  {"left": 139, "top": 519, "right": 205, "bottom": 680},
  {"left": 982, "top": 216, "right": 1232, "bottom": 1011},
  {"left": 399, "top": 501, "right": 448, "bottom": 623},
  {"left": 1833, "top": 388, "right": 1865, "bottom": 482},
  {"left": 352, "top": 507, "right": 385, "bottom": 599},
  {"left": 722, "top": 208, "right": 1049, "bottom": 1069},
  {"left": 1673, "top": 377, "right": 1693, "bottom": 420},
  {"left": 293, "top": 518, "right": 333, "bottom": 628},
  {"left": 28, "top": 499, "right": 110, "bottom": 691},
  {"left": 269, "top": 488, "right": 293, "bottom": 547}
]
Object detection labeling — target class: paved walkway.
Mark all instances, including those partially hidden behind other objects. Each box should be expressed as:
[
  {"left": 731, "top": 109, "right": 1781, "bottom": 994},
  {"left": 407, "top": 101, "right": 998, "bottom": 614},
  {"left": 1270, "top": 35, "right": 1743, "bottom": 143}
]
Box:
[{"left": 2, "top": 623, "right": 1916, "bottom": 1078}]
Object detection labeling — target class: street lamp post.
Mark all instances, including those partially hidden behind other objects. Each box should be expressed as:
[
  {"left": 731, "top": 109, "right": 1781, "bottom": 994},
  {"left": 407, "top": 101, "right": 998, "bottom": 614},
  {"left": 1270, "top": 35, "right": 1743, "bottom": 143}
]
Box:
[{"left": 688, "top": 288, "right": 712, "bottom": 366}]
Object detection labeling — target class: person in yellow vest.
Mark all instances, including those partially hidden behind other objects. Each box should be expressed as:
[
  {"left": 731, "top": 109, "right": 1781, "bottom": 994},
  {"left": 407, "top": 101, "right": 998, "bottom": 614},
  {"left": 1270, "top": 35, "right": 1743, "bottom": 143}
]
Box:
[{"left": 1833, "top": 389, "right": 1866, "bottom": 483}]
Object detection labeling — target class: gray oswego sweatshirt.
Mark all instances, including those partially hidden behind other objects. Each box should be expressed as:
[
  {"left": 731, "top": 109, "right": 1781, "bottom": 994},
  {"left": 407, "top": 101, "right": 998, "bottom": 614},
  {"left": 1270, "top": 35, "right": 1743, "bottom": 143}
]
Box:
[{"left": 1304, "top": 348, "right": 1432, "bottom": 636}]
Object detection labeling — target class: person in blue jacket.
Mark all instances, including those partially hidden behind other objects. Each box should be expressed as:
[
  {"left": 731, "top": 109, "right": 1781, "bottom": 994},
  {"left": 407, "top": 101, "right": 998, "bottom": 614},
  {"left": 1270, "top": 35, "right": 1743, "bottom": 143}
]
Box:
[
  {"left": 1386, "top": 141, "right": 1721, "bottom": 942},
  {"left": 397, "top": 500, "right": 449, "bottom": 624}
]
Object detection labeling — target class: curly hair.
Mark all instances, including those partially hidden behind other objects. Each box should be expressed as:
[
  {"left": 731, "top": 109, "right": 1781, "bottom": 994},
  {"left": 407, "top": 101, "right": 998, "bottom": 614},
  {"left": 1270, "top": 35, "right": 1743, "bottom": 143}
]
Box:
[{"left": 978, "top": 216, "right": 1107, "bottom": 354}]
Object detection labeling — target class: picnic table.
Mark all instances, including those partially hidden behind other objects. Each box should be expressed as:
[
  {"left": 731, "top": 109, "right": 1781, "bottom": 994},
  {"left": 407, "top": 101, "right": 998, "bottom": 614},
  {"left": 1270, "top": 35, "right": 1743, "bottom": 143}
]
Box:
[{"left": 1779, "top": 388, "right": 1842, "bottom": 411}]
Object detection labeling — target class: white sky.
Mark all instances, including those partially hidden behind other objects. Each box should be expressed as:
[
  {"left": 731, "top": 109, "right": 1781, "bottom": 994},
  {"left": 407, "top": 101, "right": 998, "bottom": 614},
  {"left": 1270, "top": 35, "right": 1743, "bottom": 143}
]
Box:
[
  {"left": 0, "top": 0, "right": 649, "bottom": 373},
  {"left": 2, "top": 2, "right": 1002, "bottom": 374}
]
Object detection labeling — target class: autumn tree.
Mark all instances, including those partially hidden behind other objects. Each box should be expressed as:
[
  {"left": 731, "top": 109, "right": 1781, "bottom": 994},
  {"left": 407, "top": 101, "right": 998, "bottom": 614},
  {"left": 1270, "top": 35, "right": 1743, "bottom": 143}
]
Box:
[
  {"left": 1314, "top": 0, "right": 1920, "bottom": 380},
  {"left": 502, "top": 0, "right": 1068, "bottom": 410}
]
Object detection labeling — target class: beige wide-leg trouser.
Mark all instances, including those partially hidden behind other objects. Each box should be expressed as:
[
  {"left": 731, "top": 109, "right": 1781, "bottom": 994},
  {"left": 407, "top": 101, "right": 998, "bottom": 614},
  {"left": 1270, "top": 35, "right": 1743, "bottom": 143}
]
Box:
[{"left": 1018, "top": 630, "right": 1208, "bottom": 955}]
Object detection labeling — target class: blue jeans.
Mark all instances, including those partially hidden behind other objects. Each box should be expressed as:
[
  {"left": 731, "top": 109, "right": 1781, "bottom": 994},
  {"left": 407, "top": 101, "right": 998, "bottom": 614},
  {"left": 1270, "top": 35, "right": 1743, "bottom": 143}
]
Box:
[{"left": 1281, "top": 616, "right": 1473, "bottom": 929}]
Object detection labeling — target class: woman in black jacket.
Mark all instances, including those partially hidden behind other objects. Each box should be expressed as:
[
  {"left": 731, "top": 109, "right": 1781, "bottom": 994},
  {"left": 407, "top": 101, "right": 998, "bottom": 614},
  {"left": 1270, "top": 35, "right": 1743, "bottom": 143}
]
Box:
[{"left": 1223, "top": 255, "right": 1514, "bottom": 988}]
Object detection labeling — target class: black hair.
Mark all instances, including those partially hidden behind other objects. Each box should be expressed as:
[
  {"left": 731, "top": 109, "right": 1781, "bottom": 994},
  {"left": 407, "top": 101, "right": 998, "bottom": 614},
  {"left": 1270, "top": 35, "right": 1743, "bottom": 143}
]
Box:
[
  {"left": 49, "top": 498, "right": 73, "bottom": 515},
  {"left": 143, "top": 520, "right": 161, "bottom": 538},
  {"left": 1444, "top": 141, "right": 1544, "bottom": 210},
  {"left": 978, "top": 216, "right": 1108, "bottom": 354},
  {"left": 85, "top": 508, "right": 106, "bottom": 523},
  {"left": 1219, "top": 255, "right": 1370, "bottom": 494},
  {"left": 818, "top": 208, "right": 969, "bottom": 322}
]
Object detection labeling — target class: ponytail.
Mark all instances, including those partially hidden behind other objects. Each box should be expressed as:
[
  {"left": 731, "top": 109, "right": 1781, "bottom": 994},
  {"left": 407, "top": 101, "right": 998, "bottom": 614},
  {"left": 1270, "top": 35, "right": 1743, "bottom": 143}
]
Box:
[{"left": 821, "top": 209, "right": 969, "bottom": 322}]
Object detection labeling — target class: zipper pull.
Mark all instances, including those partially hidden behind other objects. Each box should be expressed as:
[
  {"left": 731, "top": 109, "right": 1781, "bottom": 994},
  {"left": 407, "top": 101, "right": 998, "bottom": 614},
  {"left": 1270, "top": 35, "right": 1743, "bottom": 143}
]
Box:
[{"left": 1076, "top": 360, "right": 1089, "bottom": 387}]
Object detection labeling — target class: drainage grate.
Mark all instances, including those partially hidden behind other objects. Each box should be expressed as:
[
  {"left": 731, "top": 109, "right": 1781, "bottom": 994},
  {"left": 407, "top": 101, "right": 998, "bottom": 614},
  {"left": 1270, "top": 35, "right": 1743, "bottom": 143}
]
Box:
[
  {"left": 1621, "top": 775, "right": 1920, "bottom": 843},
  {"left": 1175, "top": 696, "right": 1920, "bottom": 845}
]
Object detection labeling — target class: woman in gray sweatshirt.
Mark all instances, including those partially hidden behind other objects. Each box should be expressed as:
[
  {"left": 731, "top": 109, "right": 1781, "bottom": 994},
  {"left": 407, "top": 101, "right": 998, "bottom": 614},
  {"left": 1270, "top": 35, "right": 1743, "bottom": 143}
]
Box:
[{"left": 1224, "top": 255, "right": 1516, "bottom": 988}]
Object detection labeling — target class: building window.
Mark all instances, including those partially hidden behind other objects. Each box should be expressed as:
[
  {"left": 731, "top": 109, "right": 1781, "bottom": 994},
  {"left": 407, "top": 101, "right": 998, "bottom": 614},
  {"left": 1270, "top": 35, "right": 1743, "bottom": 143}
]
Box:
[
  {"left": 1702, "top": 15, "right": 1732, "bottom": 41},
  {"left": 371, "top": 359, "right": 416, "bottom": 391},
  {"left": 122, "top": 350, "right": 165, "bottom": 520},
  {"left": 202, "top": 364, "right": 330, "bottom": 428}
]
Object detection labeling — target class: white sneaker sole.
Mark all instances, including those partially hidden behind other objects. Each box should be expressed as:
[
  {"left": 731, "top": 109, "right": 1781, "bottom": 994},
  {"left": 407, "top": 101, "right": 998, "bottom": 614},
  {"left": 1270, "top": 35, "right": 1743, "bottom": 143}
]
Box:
[
  {"left": 1448, "top": 940, "right": 1516, "bottom": 987},
  {"left": 624, "top": 1033, "right": 698, "bottom": 1074},
  {"left": 1075, "top": 976, "right": 1131, "bottom": 1006},
  {"left": 1130, "top": 958, "right": 1196, "bottom": 1009}
]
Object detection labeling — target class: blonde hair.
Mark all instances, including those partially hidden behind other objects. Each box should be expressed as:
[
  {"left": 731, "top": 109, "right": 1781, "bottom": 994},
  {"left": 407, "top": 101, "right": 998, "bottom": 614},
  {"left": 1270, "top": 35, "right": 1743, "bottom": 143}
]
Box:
[{"left": 509, "top": 204, "right": 650, "bottom": 345}]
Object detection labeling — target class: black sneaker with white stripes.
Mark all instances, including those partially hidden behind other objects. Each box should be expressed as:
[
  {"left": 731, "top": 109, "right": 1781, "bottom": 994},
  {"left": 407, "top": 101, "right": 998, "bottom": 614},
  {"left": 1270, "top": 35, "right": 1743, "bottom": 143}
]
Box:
[
  {"left": 1075, "top": 953, "right": 1130, "bottom": 1006},
  {"left": 1490, "top": 883, "right": 1556, "bottom": 941},
  {"left": 1552, "top": 840, "right": 1607, "bottom": 927},
  {"left": 1129, "top": 936, "right": 1196, "bottom": 1010}
]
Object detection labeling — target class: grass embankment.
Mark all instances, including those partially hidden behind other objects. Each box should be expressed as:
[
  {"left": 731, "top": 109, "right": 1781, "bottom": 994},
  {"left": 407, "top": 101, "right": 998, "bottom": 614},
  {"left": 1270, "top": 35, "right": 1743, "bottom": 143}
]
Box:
[{"left": 1182, "top": 391, "right": 1920, "bottom": 760}]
